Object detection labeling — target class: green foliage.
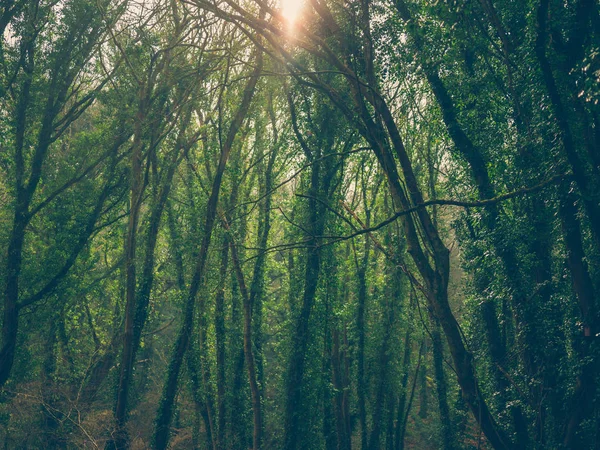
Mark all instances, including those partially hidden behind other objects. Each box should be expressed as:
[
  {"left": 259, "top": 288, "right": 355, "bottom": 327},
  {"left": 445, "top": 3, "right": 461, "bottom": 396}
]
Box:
[{"left": 1, "top": 0, "right": 599, "bottom": 448}]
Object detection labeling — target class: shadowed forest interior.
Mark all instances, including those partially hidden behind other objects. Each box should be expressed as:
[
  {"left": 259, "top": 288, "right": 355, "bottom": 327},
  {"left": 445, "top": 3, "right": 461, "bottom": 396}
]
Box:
[{"left": 1, "top": 0, "right": 599, "bottom": 448}]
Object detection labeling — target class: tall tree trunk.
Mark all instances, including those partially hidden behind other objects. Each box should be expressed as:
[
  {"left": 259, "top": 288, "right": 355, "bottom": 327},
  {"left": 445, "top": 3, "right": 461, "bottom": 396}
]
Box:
[
  {"left": 395, "top": 292, "right": 414, "bottom": 450},
  {"left": 214, "top": 133, "right": 244, "bottom": 450},
  {"left": 109, "top": 84, "right": 147, "bottom": 450},
  {"left": 214, "top": 235, "right": 229, "bottom": 450},
  {"left": 199, "top": 276, "right": 218, "bottom": 450},
  {"left": 429, "top": 317, "right": 455, "bottom": 450},
  {"left": 355, "top": 238, "right": 370, "bottom": 450},
  {"left": 228, "top": 233, "right": 263, "bottom": 450},
  {"left": 283, "top": 119, "right": 338, "bottom": 449},
  {"left": 152, "top": 48, "right": 262, "bottom": 450},
  {"left": 283, "top": 238, "right": 322, "bottom": 450},
  {"left": 232, "top": 126, "right": 278, "bottom": 449},
  {"left": 396, "top": 338, "right": 424, "bottom": 450},
  {"left": 559, "top": 192, "right": 599, "bottom": 448},
  {"left": 188, "top": 343, "right": 216, "bottom": 450},
  {"left": 229, "top": 267, "right": 248, "bottom": 449},
  {"left": 41, "top": 310, "right": 61, "bottom": 450},
  {"left": 250, "top": 101, "right": 278, "bottom": 404},
  {"left": 152, "top": 145, "right": 222, "bottom": 449},
  {"left": 369, "top": 218, "right": 399, "bottom": 450},
  {"left": 332, "top": 325, "right": 352, "bottom": 450},
  {"left": 322, "top": 249, "right": 337, "bottom": 450},
  {"left": 368, "top": 298, "right": 394, "bottom": 450}
]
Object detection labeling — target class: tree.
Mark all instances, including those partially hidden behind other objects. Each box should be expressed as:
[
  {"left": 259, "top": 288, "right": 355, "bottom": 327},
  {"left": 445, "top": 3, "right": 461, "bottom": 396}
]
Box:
[
  {"left": 2, "top": 0, "right": 599, "bottom": 448},
  {"left": 152, "top": 33, "right": 263, "bottom": 449},
  {"left": 1, "top": 0, "right": 123, "bottom": 388}
]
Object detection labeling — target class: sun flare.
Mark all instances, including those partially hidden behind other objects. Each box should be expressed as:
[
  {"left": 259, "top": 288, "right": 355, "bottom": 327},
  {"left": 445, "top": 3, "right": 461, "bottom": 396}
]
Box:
[{"left": 280, "top": 0, "right": 304, "bottom": 26}]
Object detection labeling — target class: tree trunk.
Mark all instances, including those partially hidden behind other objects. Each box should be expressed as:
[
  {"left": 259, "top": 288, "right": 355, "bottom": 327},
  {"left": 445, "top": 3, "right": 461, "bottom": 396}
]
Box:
[
  {"left": 283, "top": 120, "right": 339, "bottom": 449},
  {"left": 214, "top": 235, "right": 229, "bottom": 450},
  {"left": 559, "top": 192, "right": 599, "bottom": 448},
  {"left": 332, "top": 326, "right": 352, "bottom": 450},
  {"left": 188, "top": 345, "right": 216, "bottom": 450},
  {"left": 109, "top": 84, "right": 147, "bottom": 450},
  {"left": 355, "top": 240, "right": 369, "bottom": 450},
  {"left": 229, "top": 234, "right": 263, "bottom": 450},
  {"left": 430, "top": 317, "right": 455, "bottom": 450},
  {"left": 152, "top": 48, "right": 262, "bottom": 449},
  {"left": 396, "top": 338, "right": 423, "bottom": 450}
]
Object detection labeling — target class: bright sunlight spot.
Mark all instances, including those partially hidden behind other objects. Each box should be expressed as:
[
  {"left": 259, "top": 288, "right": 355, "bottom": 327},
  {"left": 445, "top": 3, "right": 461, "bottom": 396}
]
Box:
[{"left": 280, "top": 0, "right": 304, "bottom": 26}]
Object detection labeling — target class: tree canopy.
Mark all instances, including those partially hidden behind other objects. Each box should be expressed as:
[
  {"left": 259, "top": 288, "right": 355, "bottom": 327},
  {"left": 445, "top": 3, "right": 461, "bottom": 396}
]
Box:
[{"left": 1, "top": 0, "right": 599, "bottom": 449}]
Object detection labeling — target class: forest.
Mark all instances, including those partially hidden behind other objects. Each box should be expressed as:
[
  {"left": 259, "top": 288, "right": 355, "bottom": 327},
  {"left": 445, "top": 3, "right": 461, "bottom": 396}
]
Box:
[{"left": 0, "top": 0, "right": 599, "bottom": 448}]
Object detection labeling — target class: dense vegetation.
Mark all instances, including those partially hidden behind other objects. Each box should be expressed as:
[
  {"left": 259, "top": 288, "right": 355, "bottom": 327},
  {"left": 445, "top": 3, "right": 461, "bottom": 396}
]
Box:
[{"left": 1, "top": 0, "right": 599, "bottom": 448}]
